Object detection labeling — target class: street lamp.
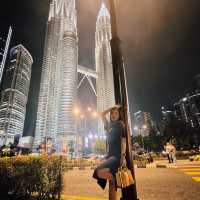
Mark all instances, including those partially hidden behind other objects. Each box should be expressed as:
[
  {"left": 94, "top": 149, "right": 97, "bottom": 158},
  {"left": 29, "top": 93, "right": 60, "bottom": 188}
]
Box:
[{"left": 74, "top": 106, "right": 98, "bottom": 155}]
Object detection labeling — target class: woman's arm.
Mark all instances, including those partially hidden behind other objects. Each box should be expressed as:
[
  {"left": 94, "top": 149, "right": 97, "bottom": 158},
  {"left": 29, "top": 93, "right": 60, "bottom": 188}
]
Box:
[
  {"left": 99, "top": 109, "right": 110, "bottom": 130},
  {"left": 99, "top": 105, "right": 121, "bottom": 129}
]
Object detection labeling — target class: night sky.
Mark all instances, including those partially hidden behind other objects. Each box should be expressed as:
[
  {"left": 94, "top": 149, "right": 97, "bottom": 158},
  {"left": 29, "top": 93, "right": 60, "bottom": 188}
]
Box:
[{"left": 0, "top": 0, "right": 200, "bottom": 136}]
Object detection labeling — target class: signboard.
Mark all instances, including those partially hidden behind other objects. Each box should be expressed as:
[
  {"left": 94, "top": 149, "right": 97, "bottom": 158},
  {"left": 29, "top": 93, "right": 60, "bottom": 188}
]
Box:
[{"left": 18, "top": 136, "right": 34, "bottom": 149}]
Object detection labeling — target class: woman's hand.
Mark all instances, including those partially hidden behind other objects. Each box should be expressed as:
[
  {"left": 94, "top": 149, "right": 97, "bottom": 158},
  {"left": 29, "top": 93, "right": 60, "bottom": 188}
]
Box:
[
  {"left": 113, "top": 104, "right": 121, "bottom": 110},
  {"left": 100, "top": 105, "right": 122, "bottom": 118}
]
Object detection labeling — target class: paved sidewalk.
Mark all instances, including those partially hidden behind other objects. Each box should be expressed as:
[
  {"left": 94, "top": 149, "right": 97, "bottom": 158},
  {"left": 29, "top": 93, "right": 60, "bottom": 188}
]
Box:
[
  {"left": 145, "top": 159, "right": 200, "bottom": 168},
  {"left": 62, "top": 195, "right": 106, "bottom": 200},
  {"left": 62, "top": 166, "right": 200, "bottom": 200}
]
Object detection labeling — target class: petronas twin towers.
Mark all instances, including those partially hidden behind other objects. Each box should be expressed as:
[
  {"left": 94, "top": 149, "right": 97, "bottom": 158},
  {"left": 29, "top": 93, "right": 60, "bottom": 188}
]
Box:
[{"left": 33, "top": 0, "right": 114, "bottom": 152}]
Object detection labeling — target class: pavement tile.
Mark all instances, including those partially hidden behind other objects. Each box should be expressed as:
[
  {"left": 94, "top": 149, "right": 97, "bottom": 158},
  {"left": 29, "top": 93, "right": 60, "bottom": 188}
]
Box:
[
  {"left": 180, "top": 168, "right": 200, "bottom": 171},
  {"left": 192, "top": 177, "right": 200, "bottom": 182},
  {"left": 63, "top": 161, "right": 200, "bottom": 200},
  {"left": 62, "top": 195, "right": 106, "bottom": 200},
  {"left": 184, "top": 171, "right": 200, "bottom": 175}
]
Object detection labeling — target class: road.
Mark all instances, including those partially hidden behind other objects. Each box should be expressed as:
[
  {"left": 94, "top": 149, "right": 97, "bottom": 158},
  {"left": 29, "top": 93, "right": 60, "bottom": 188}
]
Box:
[{"left": 62, "top": 161, "right": 200, "bottom": 200}]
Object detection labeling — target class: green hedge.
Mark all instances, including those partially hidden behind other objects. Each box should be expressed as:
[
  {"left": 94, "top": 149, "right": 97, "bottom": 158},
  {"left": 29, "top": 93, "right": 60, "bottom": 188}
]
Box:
[{"left": 0, "top": 156, "right": 63, "bottom": 199}]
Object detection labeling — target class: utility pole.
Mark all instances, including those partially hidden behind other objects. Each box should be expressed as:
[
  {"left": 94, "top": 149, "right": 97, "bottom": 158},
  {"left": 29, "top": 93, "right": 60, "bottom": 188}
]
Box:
[{"left": 108, "top": 0, "right": 139, "bottom": 199}]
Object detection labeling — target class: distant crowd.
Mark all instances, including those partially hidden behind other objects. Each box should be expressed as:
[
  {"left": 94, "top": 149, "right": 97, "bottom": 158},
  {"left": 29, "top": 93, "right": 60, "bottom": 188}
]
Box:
[{"left": 0, "top": 144, "right": 19, "bottom": 157}]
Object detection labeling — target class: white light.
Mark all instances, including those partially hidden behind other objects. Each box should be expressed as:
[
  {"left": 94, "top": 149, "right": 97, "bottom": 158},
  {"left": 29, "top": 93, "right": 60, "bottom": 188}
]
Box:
[
  {"left": 74, "top": 108, "right": 80, "bottom": 115},
  {"left": 87, "top": 107, "right": 92, "bottom": 112},
  {"left": 182, "top": 97, "right": 187, "bottom": 102},
  {"left": 92, "top": 112, "right": 98, "bottom": 117},
  {"left": 134, "top": 126, "right": 138, "bottom": 131},
  {"left": 85, "top": 137, "right": 89, "bottom": 147},
  {"left": 80, "top": 114, "right": 85, "bottom": 119},
  {"left": 142, "top": 125, "right": 147, "bottom": 129},
  {"left": 89, "top": 134, "right": 93, "bottom": 139}
]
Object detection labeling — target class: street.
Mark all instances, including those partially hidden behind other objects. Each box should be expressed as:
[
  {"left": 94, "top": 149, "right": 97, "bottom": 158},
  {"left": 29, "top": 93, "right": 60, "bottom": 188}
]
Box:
[{"left": 62, "top": 161, "right": 200, "bottom": 200}]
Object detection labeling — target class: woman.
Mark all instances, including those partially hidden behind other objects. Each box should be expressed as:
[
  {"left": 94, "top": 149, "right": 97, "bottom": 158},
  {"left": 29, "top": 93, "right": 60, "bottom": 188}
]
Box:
[{"left": 93, "top": 105, "right": 126, "bottom": 200}]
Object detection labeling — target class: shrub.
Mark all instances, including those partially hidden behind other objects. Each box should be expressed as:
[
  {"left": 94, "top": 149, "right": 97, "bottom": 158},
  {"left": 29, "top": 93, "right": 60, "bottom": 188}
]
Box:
[{"left": 0, "top": 155, "right": 63, "bottom": 200}]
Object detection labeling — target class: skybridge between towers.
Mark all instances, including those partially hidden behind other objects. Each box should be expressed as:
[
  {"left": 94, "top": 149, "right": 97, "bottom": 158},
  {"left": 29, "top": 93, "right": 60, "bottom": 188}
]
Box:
[{"left": 77, "top": 65, "right": 98, "bottom": 96}]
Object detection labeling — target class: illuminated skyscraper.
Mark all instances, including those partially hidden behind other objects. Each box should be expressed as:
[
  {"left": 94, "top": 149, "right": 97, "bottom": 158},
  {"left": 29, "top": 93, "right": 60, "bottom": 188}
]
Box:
[
  {"left": 0, "top": 27, "right": 12, "bottom": 85},
  {"left": 96, "top": 3, "right": 115, "bottom": 135},
  {"left": 34, "top": 0, "right": 77, "bottom": 151},
  {"left": 0, "top": 45, "right": 33, "bottom": 145}
]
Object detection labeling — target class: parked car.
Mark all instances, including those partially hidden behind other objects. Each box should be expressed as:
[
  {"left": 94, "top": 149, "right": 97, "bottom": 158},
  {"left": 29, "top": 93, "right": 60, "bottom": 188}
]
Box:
[{"left": 189, "top": 154, "right": 200, "bottom": 161}]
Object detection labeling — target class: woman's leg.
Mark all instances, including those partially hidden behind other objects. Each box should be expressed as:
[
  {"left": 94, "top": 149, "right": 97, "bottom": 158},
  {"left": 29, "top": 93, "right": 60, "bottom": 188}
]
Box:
[
  {"left": 109, "top": 181, "right": 118, "bottom": 200},
  {"left": 97, "top": 168, "right": 117, "bottom": 200},
  {"left": 97, "top": 168, "right": 115, "bottom": 182}
]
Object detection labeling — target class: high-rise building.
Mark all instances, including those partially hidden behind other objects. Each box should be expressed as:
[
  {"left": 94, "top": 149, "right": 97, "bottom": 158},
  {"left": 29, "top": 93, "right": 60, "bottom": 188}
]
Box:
[
  {"left": 174, "top": 75, "right": 200, "bottom": 128},
  {"left": 161, "top": 106, "right": 175, "bottom": 122},
  {"left": 96, "top": 3, "right": 115, "bottom": 135},
  {"left": 0, "top": 45, "right": 33, "bottom": 145},
  {"left": 133, "top": 111, "right": 153, "bottom": 136},
  {"left": 174, "top": 94, "right": 200, "bottom": 128},
  {"left": 34, "top": 0, "right": 78, "bottom": 151},
  {"left": 0, "top": 27, "right": 12, "bottom": 85}
]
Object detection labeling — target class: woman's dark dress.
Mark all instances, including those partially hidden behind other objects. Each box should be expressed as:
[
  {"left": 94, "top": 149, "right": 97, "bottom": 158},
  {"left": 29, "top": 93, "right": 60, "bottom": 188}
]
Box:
[{"left": 93, "top": 121, "right": 125, "bottom": 189}]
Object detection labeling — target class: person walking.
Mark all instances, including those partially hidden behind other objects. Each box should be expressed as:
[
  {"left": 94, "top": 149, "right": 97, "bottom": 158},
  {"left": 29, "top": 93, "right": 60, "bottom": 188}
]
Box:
[
  {"left": 171, "top": 144, "right": 176, "bottom": 163},
  {"left": 93, "top": 105, "right": 126, "bottom": 200},
  {"left": 165, "top": 143, "right": 173, "bottom": 163}
]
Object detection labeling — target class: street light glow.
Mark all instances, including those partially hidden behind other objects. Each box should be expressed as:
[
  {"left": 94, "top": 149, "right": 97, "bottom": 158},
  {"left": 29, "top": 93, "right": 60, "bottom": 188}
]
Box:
[
  {"left": 74, "top": 107, "right": 80, "bottom": 115},
  {"left": 142, "top": 125, "right": 147, "bottom": 129},
  {"left": 87, "top": 107, "right": 92, "bottom": 112},
  {"left": 89, "top": 134, "right": 93, "bottom": 139},
  {"left": 182, "top": 97, "right": 187, "bottom": 102},
  {"left": 92, "top": 112, "right": 97, "bottom": 117},
  {"left": 80, "top": 114, "right": 85, "bottom": 119}
]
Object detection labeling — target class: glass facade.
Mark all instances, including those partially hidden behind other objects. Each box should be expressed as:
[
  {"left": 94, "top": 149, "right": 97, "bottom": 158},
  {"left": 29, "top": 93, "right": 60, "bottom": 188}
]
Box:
[
  {"left": 174, "top": 93, "right": 200, "bottom": 128},
  {"left": 0, "top": 44, "right": 33, "bottom": 145},
  {"left": 96, "top": 3, "right": 115, "bottom": 136},
  {"left": 34, "top": 0, "right": 78, "bottom": 152}
]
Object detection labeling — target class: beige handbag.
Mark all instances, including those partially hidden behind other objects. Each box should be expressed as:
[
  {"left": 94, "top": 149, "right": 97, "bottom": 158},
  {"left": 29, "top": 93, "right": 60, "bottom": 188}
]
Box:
[
  {"left": 116, "top": 140, "right": 135, "bottom": 189},
  {"left": 116, "top": 166, "right": 134, "bottom": 188}
]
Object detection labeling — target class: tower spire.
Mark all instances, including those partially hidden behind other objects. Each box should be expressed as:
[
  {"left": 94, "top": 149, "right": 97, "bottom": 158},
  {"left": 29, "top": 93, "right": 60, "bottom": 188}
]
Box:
[
  {"left": 98, "top": 1, "right": 110, "bottom": 19},
  {"left": 48, "top": 0, "right": 56, "bottom": 21}
]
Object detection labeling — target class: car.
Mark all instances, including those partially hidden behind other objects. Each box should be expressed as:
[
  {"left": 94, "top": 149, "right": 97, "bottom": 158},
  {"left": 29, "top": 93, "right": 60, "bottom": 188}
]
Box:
[{"left": 189, "top": 154, "right": 200, "bottom": 161}]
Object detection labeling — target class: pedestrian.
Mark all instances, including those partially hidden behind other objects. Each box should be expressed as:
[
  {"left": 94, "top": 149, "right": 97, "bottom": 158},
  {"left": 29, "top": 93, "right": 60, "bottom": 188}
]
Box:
[
  {"left": 165, "top": 143, "right": 173, "bottom": 163},
  {"left": 171, "top": 144, "right": 176, "bottom": 163},
  {"left": 148, "top": 152, "right": 154, "bottom": 163},
  {"left": 93, "top": 105, "right": 126, "bottom": 200}
]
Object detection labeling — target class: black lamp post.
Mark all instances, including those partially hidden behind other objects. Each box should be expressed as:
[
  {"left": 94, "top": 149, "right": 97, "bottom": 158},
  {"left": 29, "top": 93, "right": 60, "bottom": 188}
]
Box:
[{"left": 108, "top": 0, "right": 139, "bottom": 199}]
